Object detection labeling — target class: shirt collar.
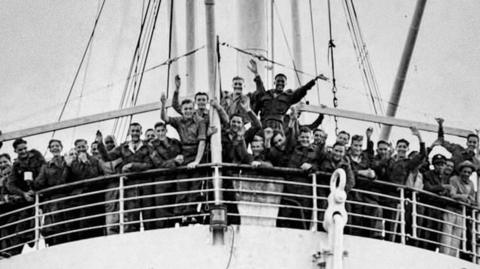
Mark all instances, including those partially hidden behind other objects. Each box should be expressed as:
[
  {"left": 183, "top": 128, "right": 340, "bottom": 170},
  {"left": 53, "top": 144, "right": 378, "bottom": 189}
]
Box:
[{"left": 128, "top": 141, "right": 144, "bottom": 153}]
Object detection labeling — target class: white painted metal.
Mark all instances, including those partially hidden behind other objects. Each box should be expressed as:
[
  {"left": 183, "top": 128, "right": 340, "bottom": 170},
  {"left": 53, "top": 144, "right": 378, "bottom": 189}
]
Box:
[
  {"left": 299, "top": 103, "right": 472, "bottom": 138},
  {"left": 204, "top": 0, "right": 221, "bottom": 165},
  {"left": 167, "top": 0, "right": 179, "bottom": 93},
  {"left": 290, "top": 0, "right": 303, "bottom": 86},
  {"left": 2, "top": 226, "right": 478, "bottom": 269},
  {"left": 185, "top": 0, "right": 197, "bottom": 95},
  {"left": 236, "top": 0, "right": 267, "bottom": 92}
]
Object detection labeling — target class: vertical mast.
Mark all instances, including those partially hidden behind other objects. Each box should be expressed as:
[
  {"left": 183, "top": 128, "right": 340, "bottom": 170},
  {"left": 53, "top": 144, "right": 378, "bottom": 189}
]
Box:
[
  {"left": 185, "top": 0, "right": 196, "bottom": 95},
  {"left": 380, "top": 0, "right": 427, "bottom": 141},
  {"left": 166, "top": 0, "right": 179, "bottom": 93},
  {"left": 205, "top": 0, "right": 221, "bottom": 164},
  {"left": 236, "top": 0, "right": 267, "bottom": 92},
  {"left": 270, "top": 0, "right": 275, "bottom": 85},
  {"left": 290, "top": 0, "right": 303, "bottom": 86}
]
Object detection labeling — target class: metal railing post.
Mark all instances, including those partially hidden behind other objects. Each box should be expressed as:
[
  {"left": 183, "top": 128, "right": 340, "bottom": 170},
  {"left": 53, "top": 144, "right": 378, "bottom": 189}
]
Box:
[
  {"left": 471, "top": 209, "right": 477, "bottom": 263},
  {"left": 213, "top": 166, "right": 222, "bottom": 205},
  {"left": 34, "top": 193, "right": 40, "bottom": 250},
  {"left": 411, "top": 191, "right": 417, "bottom": 239},
  {"left": 311, "top": 173, "right": 318, "bottom": 231},
  {"left": 462, "top": 205, "right": 467, "bottom": 252},
  {"left": 399, "top": 188, "right": 406, "bottom": 244},
  {"left": 119, "top": 176, "right": 125, "bottom": 234}
]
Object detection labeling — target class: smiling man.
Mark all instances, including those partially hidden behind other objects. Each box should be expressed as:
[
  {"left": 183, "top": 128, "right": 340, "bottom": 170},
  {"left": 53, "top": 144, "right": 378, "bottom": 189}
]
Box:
[{"left": 247, "top": 59, "right": 324, "bottom": 133}]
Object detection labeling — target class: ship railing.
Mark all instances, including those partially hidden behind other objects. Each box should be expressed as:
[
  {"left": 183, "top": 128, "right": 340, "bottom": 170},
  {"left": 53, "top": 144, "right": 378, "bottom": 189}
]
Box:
[{"left": 0, "top": 163, "right": 478, "bottom": 264}]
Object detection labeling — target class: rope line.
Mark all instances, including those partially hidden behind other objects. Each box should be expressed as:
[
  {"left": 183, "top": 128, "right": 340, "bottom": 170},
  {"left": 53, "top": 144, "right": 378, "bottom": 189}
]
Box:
[
  {"left": 308, "top": 0, "right": 321, "bottom": 105},
  {"left": 50, "top": 0, "right": 106, "bottom": 145},
  {"left": 327, "top": 0, "right": 339, "bottom": 134},
  {"left": 112, "top": 0, "right": 153, "bottom": 136}
]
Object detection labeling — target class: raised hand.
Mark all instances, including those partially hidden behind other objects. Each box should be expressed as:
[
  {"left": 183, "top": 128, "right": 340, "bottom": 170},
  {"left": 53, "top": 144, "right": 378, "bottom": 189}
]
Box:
[
  {"left": 210, "top": 98, "right": 220, "bottom": 109},
  {"left": 174, "top": 75, "right": 181, "bottom": 90},
  {"left": 207, "top": 126, "right": 218, "bottom": 136},
  {"left": 435, "top": 117, "right": 444, "bottom": 125},
  {"left": 366, "top": 127, "right": 373, "bottom": 139},
  {"left": 239, "top": 95, "right": 251, "bottom": 112},
  {"left": 315, "top": 74, "right": 328, "bottom": 81},
  {"left": 247, "top": 59, "right": 258, "bottom": 75},
  {"left": 161, "top": 93, "right": 167, "bottom": 105},
  {"left": 95, "top": 130, "right": 103, "bottom": 144},
  {"left": 410, "top": 126, "right": 421, "bottom": 137}
]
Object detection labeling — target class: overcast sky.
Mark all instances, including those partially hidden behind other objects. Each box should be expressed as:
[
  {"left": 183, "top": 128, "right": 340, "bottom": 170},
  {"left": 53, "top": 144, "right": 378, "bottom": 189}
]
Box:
[{"left": 0, "top": 0, "right": 479, "bottom": 157}]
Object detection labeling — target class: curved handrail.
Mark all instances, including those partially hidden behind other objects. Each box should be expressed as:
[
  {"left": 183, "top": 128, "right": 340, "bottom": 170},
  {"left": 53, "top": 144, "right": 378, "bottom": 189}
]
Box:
[{"left": 0, "top": 162, "right": 478, "bottom": 263}]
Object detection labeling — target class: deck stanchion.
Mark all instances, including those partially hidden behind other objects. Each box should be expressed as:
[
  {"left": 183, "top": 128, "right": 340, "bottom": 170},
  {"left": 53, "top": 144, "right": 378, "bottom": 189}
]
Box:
[
  {"left": 471, "top": 209, "right": 477, "bottom": 263},
  {"left": 213, "top": 166, "right": 222, "bottom": 205},
  {"left": 399, "top": 188, "right": 406, "bottom": 244},
  {"left": 311, "top": 173, "right": 318, "bottom": 231},
  {"left": 462, "top": 205, "right": 467, "bottom": 252},
  {"left": 119, "top": 176, "right": 125, "bottom": 234},
  {"left": 411, "top": 191, "right": 417, "bottom": 239},
  {"left": 34, "top": 193, "right": 40, "bottom": 250}
]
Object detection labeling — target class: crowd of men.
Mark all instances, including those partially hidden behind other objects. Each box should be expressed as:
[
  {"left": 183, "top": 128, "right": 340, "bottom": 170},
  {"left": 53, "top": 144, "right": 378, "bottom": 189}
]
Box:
[{"left": 0, "top": 59, "right": 479, "bottom": 259}]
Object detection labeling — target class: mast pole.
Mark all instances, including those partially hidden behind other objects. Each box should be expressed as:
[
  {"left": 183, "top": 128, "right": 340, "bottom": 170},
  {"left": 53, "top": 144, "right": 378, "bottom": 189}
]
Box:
[
  {"left": 290, "top": 0, "right": 303, "bottom": 86},
  {"left": 236, "top": 0, "right": 267, "bottom": 92},
  {"left": 270, "top": 0, "right": 275, "bottom": 85},
  {"left": 166, "top": 0, "right": 179, "bottom": 96},
  {"left": 186, "top": 0, "right": 196, "bottom": 95},
  {"left": 380, "top": 0, "right": 427, "bottom": 141},
  {"left": 205, "top": 0, "right": 224, "bottom": 245},
  {"left": 205, "top": 0, "right": 221, "bottom": 164}
]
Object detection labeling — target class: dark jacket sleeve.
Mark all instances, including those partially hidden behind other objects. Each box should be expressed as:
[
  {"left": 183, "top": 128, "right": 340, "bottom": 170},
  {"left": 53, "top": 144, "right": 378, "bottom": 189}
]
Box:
[
  {"left": 289, "top": 79, "right": 316, "bottom": 105},
  {"left": 33, "top": 165, "right": 47, "bottom": 191},
  {"left": 407, "top": 142, "right": 426, "bottom": 171},
  {"left": 305, "top": 113, "right": 324, "bottom": 130},
  {"left": 7, "top": 167, "right": 25, "bottom": 196},
  {"left": 98, "top": 143, "right": 122, "bottom": 162},
  {"left": 251, "top": 75, "right": 266, "bottom": 114}
]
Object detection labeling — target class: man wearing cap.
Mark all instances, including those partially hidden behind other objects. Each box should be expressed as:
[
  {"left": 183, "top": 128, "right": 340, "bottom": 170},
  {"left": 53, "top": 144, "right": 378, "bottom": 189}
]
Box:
[
  {"left": 440, "top": 160, "right": 476, "bottom": 256},
  {"left": 247, "top": 59, "right": 324, "bottom": 133},
  {"left": 419, "top": 154, "right": 452, "bottom": 250}
]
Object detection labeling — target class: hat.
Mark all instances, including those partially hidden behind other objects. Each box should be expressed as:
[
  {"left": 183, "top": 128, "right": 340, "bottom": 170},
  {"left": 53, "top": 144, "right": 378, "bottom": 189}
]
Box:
[
  {"left": 432, "top": 154, "right": 447, "bottom": 165},
  {"left": 457, "top": 160, "right": 476, "bottom": 172}
]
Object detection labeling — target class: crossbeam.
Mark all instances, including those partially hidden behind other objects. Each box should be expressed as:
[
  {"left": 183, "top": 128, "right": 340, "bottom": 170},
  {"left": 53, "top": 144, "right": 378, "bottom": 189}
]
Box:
[
  {"left": 0, "top": 101, "right": 471, "bottom": 142},
  {"left": 0, "top": 98, "right": 178, "bottom": 142},
  {"left": 298, "top": 104, "right": 472, "bottom": 138}
]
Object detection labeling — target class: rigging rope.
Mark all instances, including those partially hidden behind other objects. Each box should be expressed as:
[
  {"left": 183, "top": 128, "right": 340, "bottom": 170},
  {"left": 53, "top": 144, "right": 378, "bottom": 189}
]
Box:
[
  {"left": 342, "top": 0, "right": 385, "bottom": 118},
  {"left": 327, "top": 0, "right": 339, "bottom": 134},
  {"left": 51, "top": 0, "right": 106, "bottom": 143},
  {"left": 129, "top": 0, "right": 162, "bottom": 115},
  {"left": 125, "top": 0, "right": 162, "bottom": 140},
  {"left": 112, "top": 0, "right": 153, "bottom": 136},
  {"left": 308, "top": 0, "right": 322, "bottom": 105},
  {"left": 221, "top": 42, "right": 327, "bottom": 79}
]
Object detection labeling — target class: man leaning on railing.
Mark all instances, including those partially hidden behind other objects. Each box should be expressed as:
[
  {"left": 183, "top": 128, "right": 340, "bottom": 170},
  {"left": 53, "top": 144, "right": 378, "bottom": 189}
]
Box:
[{"left": 440, "top": 160, "right": 477, "bottom": 257}]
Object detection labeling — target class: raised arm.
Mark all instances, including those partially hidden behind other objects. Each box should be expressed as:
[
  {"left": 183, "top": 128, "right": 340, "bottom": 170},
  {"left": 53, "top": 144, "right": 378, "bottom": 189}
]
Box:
[
  {"left": 210, "top": 98, "right": 230, "bottom": 126},
  {"left": 305, "top": 113, "right": 324, "bottom": 130},
  {"left": 160, "top": 93, "right": 170, "bottom": 123},
  {"left": 171, "top": 75, "right": 182, "bottom": 115},
  {"left": 242, "top": 96, "right": 262, "bottom": 145},
  {"left": 407, "top": 127, "right": 426, "bottom": 171},
  {"left": 365, "top": 127, "right": 374, "bottom": 158}
]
